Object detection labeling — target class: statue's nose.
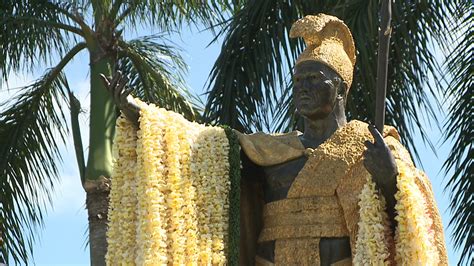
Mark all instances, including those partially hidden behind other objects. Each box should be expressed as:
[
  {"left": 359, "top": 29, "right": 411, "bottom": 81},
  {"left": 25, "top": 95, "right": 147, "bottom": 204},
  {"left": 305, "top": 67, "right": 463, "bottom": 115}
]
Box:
[{"left": 302, "top": 78, "right": 313, "bottom": 90}]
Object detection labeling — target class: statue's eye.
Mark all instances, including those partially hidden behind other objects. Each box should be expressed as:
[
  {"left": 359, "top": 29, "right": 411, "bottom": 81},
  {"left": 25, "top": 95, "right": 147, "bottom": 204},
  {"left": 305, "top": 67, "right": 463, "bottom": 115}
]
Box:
[{"left": 294, "top": 77, "right": 300, "bottom": 83}]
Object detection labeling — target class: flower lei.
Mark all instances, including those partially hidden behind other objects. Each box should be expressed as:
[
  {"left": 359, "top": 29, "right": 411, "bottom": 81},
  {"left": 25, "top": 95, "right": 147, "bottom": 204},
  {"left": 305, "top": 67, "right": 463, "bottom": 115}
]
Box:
[
  {"left": 106, "top": 116, "right": 138, "bottom": 264},
  {"left": 354, "top": 176, "right": 391, "bottom": 265},
  {"left": 106, "top": 100, "right": 238, "bottom": 265},
  {"left": 354, "top": 159, "right": 440, "bottom": 265},
  {"left": 394, "top": 160, "right": 439, "bottom": 265},
  {"left": 135, "top": 104, "right": 169, "bottom": 265}
]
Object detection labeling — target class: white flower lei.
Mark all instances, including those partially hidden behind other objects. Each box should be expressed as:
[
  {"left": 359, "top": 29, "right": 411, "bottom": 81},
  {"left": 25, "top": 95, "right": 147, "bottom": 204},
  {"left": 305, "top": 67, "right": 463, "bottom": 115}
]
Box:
[
  {"left": 106, "top": 101, "right": 231, "bottom": 265},
  {"left": 354, "top": 159, "right": 440, "bottom": 265},
  {"left": 394, "top": 161, "right": 439, "bottom": 265}
]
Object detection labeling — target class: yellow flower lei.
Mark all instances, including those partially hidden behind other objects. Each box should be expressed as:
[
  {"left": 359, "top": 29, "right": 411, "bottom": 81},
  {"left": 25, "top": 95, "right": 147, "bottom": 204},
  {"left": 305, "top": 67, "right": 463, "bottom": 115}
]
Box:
[
  {"left": 394, "top": 160, "right": 439, "bottom": 265},
  {"left": 354, "top": 176, "right": 391, "bottom": 265},
  {"left": 354, "top": 159, "right": 440, "bottom": 265},
  {"left": 192, "top": 127, "right": 230, "bottom": 265},
  {"left": 106, "top": 116, "right": 138, "bottom": 265},
  {"left": 106, "top": 101, "right": 231, "bottom": 265},
  {"left": 135, "top": 104, "right": 169, "bottom": 265}
]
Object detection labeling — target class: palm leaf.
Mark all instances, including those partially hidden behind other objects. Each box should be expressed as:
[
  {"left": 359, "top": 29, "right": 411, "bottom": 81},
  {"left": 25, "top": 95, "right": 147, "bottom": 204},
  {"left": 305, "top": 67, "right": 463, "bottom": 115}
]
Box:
[
  {"left": 0, "top": 0, "right": 83, "bottom": 83},
  {"left": 117, "top": 35, "right": 200, "bottom": 121},
  {"left": 442, "top": 1, "right": 473, "bottom": 264},
  {"left": 115, "top": 0, "right": 236, "bottom": 32},
  {"left": 0, "top": 71, "right": 70, "bottom": 264},
  {"left": 0, "top": 42, "right": 84, "bottom": 264}
]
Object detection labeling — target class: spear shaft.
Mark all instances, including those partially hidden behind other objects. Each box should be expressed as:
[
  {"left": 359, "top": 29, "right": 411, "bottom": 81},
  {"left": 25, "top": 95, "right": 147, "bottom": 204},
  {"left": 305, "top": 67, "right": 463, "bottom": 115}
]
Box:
[{"left": 375, "top": 0, "right": 392, "bottom": 132}]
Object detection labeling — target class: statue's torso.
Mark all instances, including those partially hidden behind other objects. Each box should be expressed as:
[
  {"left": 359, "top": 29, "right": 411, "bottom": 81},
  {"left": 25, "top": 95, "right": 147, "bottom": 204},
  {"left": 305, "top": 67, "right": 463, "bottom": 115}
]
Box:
[
  {"left": 237, "top": 121, "right": 405, "bottom": 265},
  {"left": 256, "top": 150, "right": 352, "bottom": 265},
  {"left": 262, "top": 156, "right": 307, "bottom": 202}
]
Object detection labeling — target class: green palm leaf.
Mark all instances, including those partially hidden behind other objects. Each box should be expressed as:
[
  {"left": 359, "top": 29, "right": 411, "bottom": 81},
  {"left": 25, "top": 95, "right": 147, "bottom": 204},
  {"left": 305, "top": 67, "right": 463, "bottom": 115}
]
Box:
[
  {"left": 442, "top": 1, "right": 473, "bottom": 264},
  {"left": 0, "top": 42, "right": 84, "bottom": 264},
  {"left": 0, "top": 0, "right": 83, "bottom": 82},
  {"left": 204, "top": 0, "right": 307, "bottom": 132},
  {"left": 115, "top": 0, "right": 235, "bottom": 32},
  {"left": 117, "top": 35, "right": 200, "bottom": 120},
  {"left": 0, "top": 71, "right": 70, "bottom": 264}
]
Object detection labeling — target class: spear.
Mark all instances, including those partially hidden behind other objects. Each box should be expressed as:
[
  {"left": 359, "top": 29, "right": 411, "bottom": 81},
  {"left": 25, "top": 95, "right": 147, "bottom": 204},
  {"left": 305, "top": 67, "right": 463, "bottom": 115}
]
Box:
[{"left": 375, "top": 0, "right": 392, "bottom": 133}]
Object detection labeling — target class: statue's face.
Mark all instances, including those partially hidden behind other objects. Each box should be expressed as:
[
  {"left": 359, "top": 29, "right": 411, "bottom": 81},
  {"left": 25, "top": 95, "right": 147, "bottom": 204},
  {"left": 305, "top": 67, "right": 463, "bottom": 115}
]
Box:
[{"left": 293, "top": 61, "right": 346, "bottom": 119}]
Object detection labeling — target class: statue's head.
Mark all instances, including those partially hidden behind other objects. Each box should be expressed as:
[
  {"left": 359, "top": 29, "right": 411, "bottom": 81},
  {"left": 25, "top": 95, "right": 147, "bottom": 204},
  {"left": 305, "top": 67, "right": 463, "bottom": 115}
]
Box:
[
  {"left": 290, "top": 14, "right": 356, "bottom": 119},
  {"left": 293, "top": 61, "right": 346, "bottom": 119}
]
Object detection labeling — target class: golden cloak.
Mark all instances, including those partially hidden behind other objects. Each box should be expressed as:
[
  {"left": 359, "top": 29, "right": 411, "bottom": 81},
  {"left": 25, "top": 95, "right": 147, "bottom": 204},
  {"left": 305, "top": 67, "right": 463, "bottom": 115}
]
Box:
[{"left": 237, "top": 120, "right": 447, "bottom": 265}]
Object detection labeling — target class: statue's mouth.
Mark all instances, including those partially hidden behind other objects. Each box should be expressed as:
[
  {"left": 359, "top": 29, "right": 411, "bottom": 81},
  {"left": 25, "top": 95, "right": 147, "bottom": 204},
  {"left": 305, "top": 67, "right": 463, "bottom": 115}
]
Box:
[{"left": 299, "top": 95, "right": 312, "bottom": 102}]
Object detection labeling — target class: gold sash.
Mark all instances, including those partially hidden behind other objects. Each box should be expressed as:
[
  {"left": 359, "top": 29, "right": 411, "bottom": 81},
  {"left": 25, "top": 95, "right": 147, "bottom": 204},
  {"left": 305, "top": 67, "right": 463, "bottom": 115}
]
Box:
[{"left": 258, "top": 196, "right": 348, "bottom": 242}]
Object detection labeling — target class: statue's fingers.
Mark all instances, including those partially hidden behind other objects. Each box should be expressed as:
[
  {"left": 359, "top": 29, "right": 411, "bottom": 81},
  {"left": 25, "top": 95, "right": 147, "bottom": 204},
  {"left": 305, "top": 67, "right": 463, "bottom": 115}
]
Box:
[
  {"left": 362, "top": 156, "right": 375, "bottom": 174},
  {"left": 120, "top": 85, "right": 133, "bottom": 104},
  {"left": 114, "top": 82, "right": 121, "bottom": 100},
  {"left": 114, "top": 75, "right": 127, "bottom": 100},
  {"left": 368, "top": 124, "right": 384, "bottom": 145},
  {"left": 364, "top": 140, "right": 375, "bottom": 150},
  {"left": 121, "top": 76, "right": 130, "bottom": 92},
  {"left": 362, "top": 149, "right": 369, "bottom": 160},
  {"left": 109, "top": 73, "right": 121, "bottom": 94},
  {"left": 117, "top": 77, "right": 130, "bottom": 95},
  {"left": 99, "top": 74, "right": 111, "bottom": 88},
  {"left": 123, "top": 86, "right": 133, "bottom": 98}
]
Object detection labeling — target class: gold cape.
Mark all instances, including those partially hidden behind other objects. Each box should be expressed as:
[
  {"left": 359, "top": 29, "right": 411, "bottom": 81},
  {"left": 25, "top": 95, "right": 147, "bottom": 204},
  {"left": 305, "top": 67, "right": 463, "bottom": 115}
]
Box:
[{"left": 236, "top": 120, "right": 447, "bottom": 265}]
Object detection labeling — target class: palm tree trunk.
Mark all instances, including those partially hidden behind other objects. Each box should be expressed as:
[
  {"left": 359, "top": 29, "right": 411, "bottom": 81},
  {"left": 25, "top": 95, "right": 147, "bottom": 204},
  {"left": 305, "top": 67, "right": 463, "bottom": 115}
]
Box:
[
  {"left": 85, "top": 50, "right": 116, "bottom": 265},
  {"left": 85, "top": 177, "right": 111, "bottom": 266}
]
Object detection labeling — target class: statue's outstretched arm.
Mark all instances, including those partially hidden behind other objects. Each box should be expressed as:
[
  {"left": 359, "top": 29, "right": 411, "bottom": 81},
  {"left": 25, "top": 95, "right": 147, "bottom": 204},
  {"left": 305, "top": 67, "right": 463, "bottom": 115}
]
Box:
[
  {"left": 362, "top": 124, "right": 398, "bottom": 233},
  {"left": 100, "top": 72, "right": 140, "bottom": 128}
]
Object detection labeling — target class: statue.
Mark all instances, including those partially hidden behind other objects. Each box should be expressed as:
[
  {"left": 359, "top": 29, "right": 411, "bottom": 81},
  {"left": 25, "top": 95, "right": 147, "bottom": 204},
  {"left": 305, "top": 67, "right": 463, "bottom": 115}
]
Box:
[{"left": 102, "top": 14, "right": 447, "bottom": 265}]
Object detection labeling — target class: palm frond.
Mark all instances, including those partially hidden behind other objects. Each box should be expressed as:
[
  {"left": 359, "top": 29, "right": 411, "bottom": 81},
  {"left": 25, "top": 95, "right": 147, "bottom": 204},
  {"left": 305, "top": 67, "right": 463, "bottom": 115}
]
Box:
[
  {"left": 0, "top": 42, "right": 84, "bottom": 264},
  {"left": 0, "top": 70, "right": 70, "bottom": 265},
  {"left": 117, "top": 35, "right": 199, "bottom": 121},
  {"left": 0, "top": 0, "right": 83, "bottom": 83},
  {"left": 116, "top": 0, "right": 235, "bottom": 32},
  {"left": 442, "top": 1, "right": 473, "bottom": 264}
]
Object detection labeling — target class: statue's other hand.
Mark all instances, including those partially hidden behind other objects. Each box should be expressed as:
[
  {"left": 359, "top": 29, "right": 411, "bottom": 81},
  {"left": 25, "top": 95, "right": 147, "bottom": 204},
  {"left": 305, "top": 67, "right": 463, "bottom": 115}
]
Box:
[
  {"left": 100, "top": 72, "right": 140, "bottom": 128},
  {"left": 362, "top": 124, "right": 398, "bottom": 188}
]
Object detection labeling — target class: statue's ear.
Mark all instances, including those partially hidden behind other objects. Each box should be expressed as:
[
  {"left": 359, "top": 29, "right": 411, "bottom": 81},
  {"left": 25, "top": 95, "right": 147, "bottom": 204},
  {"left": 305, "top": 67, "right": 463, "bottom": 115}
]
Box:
[{"left": 338, "top": 80, "right": 348, "bottom": 99}]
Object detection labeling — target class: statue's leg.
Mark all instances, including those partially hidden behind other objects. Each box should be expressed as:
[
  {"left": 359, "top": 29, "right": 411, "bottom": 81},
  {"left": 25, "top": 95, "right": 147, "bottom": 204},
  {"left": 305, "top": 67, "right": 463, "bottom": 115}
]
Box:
[{"left": 319, "top": 237, "right": 352, "bottom": 266}]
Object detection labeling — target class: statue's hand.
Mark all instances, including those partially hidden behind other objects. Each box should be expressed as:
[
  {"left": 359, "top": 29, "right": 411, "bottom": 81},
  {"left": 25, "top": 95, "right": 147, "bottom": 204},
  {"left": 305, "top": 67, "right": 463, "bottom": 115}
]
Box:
[
  {"left": 363, "top": 124, "right": 398, "bottom": 231},
  {"left": 100, "top": 72, "right": 140, "bottom": 128},
  {"left": 363, "top": 124, "right": 398, "bottom": 187}
]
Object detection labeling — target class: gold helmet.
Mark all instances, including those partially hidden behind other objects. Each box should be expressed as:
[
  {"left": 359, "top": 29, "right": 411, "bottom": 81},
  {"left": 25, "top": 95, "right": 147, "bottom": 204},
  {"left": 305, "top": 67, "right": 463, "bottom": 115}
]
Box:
[{"left": 290, "top": 14, "right": 356, "bottom": 89}]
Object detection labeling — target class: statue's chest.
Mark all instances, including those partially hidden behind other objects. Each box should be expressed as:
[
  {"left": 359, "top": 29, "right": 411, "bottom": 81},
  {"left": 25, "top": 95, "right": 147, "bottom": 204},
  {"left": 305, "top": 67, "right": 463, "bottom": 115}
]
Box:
[
  {"left": 263, "top": 157, "right": 306, "bottom": 202},
  {"left": 263, "top": 154, "right": 342, "bottom": 203}
]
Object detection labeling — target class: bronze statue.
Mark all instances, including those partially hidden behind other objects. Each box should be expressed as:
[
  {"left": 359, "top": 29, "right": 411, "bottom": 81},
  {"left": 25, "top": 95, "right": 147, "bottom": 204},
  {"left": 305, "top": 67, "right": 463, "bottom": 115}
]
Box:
[{"left": 102, "top": 14, "right": 446, "bottom": 265}]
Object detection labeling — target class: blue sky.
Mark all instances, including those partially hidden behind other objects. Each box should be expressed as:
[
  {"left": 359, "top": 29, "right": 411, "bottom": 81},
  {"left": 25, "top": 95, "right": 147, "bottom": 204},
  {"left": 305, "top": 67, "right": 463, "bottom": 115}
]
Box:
[{"left": 3, "top": 23, "right": 462, "bottom": 265}]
